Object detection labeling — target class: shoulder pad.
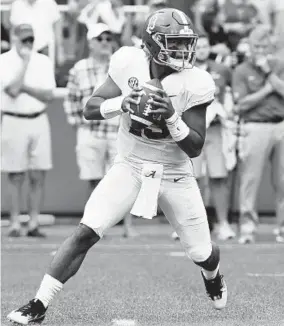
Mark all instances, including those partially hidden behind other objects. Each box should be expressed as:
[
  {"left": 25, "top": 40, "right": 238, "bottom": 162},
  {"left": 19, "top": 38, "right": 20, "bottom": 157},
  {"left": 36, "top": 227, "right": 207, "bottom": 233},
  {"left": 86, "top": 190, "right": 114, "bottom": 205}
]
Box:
[{"left": 184, "top": 67, "right": 216, "bottom": 110}]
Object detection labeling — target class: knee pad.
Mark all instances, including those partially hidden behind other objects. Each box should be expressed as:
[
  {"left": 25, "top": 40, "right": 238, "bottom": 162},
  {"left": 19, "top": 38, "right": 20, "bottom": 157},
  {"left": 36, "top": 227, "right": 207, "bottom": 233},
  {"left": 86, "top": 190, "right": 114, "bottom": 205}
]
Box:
[{"left": 192, "top": 243, "right": 220, "bottom": 271}]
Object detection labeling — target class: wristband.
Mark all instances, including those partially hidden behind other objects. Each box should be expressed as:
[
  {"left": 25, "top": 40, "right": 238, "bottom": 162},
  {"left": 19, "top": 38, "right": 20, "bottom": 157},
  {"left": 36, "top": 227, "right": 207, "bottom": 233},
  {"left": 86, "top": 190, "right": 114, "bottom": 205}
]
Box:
[
  {"left": 99, "top": 96, "right": 124, "bottom": 119},
  {"left": 165, "top": 112, "right": 190, "bottom": 142}
]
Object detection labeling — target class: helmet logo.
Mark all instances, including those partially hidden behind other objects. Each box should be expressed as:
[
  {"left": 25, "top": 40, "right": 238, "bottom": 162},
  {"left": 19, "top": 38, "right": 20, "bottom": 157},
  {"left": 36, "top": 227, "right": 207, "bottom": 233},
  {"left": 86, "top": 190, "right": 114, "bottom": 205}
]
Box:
[
  {"left": 128, "top": 77, "right": 139, "bottom": 89},
  {"left": 179, "top": 26, "right": 193, "bottom": 35},
  {"left": 146, "top": 15, "right": 158, "bottom": 34}
]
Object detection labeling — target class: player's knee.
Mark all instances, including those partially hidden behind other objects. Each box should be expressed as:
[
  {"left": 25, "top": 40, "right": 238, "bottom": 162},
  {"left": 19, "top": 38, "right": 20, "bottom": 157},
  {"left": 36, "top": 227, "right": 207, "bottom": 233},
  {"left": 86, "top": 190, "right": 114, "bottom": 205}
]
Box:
[
  {"left": 191, "top": 243, "right": 220, "bottom": 271},
  {"left": 72, "top": 224, "right": 100, "bottom": 251},
  {"left": 186, "top": 243, "right": 212, "bottom": 263}
]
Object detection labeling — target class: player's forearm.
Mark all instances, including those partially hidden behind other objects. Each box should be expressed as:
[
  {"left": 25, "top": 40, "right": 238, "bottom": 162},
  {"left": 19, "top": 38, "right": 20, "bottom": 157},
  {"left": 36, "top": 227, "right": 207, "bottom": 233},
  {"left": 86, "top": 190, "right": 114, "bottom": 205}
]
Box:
[
  {"left": 236, "top": 86, "right": 272, "bottom": 112},
  {"left": 165, "top": 112, "right": 204, "bottom": 158},
  {"left": 177, "top": 130, "right": 204, "bottom": 158},
  {"left": 84, "top": 96, "right": 124, "bottom": 120},
  {"left": 21, "top": 85, "right": 54, "bottom": 102},
  {"left": 84, "top": 96, "right": 106, "bottom": 120}
]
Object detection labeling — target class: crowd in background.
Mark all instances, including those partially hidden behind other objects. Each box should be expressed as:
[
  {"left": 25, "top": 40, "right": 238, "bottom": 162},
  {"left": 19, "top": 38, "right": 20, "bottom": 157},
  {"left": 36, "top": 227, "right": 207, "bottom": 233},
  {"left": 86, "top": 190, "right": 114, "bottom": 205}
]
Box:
[
  {"left": 2, "top": 0, "right": 284, "bottom": 82},
  {"left": 1, "top": 0, "right": 284, "bottom": 243}
]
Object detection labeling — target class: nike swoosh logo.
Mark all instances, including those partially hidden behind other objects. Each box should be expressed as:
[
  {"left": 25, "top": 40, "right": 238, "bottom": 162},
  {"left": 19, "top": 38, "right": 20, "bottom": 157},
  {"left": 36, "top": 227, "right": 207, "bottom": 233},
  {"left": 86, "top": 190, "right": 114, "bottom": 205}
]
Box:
[{"left": 174, "top": 177, "right": 185, "bottom": 182}]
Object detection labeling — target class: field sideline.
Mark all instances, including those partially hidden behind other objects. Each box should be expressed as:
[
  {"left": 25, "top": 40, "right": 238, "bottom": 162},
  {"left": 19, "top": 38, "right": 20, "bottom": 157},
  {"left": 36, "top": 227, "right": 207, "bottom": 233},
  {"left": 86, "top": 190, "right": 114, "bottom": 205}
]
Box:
[{"left": 2, "top": 220, "right": 284, "bottom": 326}]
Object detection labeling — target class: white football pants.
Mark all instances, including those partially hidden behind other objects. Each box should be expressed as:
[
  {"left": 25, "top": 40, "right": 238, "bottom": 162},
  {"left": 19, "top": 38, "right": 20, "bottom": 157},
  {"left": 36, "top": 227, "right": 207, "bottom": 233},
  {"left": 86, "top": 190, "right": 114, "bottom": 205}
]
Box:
[{"left": 81, "top": 156, "right": 212, "bottom": 262}]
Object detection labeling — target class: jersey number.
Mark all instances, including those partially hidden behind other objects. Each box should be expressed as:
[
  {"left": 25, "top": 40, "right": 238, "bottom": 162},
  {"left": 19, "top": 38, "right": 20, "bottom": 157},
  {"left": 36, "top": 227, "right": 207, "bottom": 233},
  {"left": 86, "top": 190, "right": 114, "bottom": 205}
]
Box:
[{"left": 129, "top": 124, "right": 170, "bottom": 140}]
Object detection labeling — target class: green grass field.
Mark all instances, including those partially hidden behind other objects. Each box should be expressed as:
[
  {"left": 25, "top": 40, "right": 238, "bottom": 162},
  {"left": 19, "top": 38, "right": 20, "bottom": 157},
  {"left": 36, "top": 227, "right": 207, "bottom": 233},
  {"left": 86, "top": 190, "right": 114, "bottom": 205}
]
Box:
[{"left": 2, "top": 220, "right": 284, "bottom": 326}]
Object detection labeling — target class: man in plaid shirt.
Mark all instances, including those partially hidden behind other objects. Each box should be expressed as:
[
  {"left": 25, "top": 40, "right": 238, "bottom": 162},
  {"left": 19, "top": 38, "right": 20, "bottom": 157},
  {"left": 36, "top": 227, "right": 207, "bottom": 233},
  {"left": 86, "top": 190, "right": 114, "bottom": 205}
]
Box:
[{"left": 64, "top": 23, "right": 137, "bottom": 237}]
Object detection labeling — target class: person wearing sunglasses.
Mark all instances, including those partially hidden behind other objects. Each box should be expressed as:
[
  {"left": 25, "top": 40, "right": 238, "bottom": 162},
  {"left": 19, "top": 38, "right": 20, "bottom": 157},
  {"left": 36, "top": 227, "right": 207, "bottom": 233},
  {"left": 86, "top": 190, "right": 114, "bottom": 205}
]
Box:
[
  {"left": 9, "top": 0, "right": 63, "bottom": 64},
  {"left": 0, "top": 24, "right": 56, "bottom": 238},
  {"left": 64, "top": 23, "right": 138, "bottom": 238}
]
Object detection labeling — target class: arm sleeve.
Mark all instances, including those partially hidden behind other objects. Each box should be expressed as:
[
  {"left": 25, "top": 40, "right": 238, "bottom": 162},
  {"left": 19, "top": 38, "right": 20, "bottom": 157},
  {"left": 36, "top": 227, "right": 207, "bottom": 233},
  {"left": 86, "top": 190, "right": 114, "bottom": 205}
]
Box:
[{"left": 108, "top": 46, "right": 131, "bottom": 88}]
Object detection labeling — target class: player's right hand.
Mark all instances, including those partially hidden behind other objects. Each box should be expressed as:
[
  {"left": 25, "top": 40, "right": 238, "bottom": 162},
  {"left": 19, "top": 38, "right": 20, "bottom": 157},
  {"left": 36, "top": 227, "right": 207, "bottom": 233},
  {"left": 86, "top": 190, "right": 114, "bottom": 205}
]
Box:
[{"left": 121, "top": 87, "right": 143, "bottom": 113}]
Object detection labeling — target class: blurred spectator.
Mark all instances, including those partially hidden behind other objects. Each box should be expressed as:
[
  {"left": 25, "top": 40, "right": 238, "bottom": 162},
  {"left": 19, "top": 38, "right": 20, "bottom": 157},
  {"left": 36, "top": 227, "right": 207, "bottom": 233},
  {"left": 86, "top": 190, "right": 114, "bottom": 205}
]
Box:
[
  {"left": 193, "top": 0, "right": 231, "bottom": 63},
  {"left": 0, "top": 24, "right": 56, "bottom": 238},
  {"left": 148, "top": 0, "right": 168, "bottom": 12},
  {"left": 193, "top": 0, "right": 217, "bottom": 34},
  {"left": 56, "top": 0, "right": 89, "bottom": 86},
  {"left": 249, "top": 0, "right": 284, "bottom": 40},
  {"left": 192, "top": 33, "right": 236, "bottom": 241},
  {"left": 126, "top": 0, "right": 168, "bottom": 47},
  {"left": 219, "top": 0, "right": 259, "bottom": 52},
  {"left": 63, "top": 23, "right": 137, "bottom": 238},
  {"left": 232, "top": 25, "right": 284, "bottom": 244},
  {"left": 9, "top": 0, "right": 63, "bottom": 65},
  {"left": 78, "top": 0, "right": 128, "bottom": 48},
  {"left": 203, "top": 12, "right": 231, "bottom": 63},
  {"left": 1, "top": 23, "right": 10, "bottom": 53}
]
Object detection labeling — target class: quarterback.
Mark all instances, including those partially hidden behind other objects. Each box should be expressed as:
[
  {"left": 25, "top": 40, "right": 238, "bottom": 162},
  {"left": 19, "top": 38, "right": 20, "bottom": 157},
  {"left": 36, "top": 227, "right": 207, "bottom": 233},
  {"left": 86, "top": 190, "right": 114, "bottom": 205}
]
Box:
[{"left": 8, "top": 8, "right": 227, "bottom": 325}]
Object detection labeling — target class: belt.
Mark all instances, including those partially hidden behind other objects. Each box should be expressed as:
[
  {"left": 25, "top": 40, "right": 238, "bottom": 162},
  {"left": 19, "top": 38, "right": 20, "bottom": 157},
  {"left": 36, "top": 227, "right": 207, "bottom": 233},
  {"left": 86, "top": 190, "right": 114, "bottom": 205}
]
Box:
[
  {"left": 244, "top": 117, "right": 284, "bottom": 124},
  {"left": 2, "top": 110, "right": 46, "bottom": 119}
]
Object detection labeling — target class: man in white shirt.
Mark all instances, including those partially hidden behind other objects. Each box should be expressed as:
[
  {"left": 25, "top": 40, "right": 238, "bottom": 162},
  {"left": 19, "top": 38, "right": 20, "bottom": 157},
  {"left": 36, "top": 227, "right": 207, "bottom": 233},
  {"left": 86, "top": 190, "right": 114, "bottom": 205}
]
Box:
[
  {"left": 9, "top": 0, "right": 63, "bottom": 65},
  {"left": 1, "top": 24, "right": 56, "bottom": 237}
]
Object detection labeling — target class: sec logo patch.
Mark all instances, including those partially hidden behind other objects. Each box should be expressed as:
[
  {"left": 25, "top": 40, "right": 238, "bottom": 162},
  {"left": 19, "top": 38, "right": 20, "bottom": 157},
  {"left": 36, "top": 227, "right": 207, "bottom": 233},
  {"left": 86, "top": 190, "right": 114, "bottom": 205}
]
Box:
[{"left": 128, "top": 77, "right": 139, "bottom": 89}]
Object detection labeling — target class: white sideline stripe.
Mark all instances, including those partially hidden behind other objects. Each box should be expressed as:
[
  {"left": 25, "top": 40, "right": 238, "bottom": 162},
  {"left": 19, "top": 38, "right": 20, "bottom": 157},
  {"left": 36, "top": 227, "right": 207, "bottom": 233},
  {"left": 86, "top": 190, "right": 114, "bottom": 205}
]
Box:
[
  {"left": 168, "top": 251, "right": 185, "bottom": 257},
  {"left": 2, "top": 243, "right": 284, "bottom": 250},
  {"left": 111, "top": 319, "right": 137, "bottom": 326},
  {"left": 247, "top": 273, "right": 284, "bottom": 277}
]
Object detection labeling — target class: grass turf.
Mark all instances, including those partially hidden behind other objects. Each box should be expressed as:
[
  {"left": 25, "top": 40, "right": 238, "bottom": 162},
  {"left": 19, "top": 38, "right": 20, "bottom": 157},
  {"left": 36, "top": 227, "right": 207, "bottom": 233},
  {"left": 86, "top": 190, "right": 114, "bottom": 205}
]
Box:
[{"left": 1, "top": 221, "right": 284, "bottom": 326}]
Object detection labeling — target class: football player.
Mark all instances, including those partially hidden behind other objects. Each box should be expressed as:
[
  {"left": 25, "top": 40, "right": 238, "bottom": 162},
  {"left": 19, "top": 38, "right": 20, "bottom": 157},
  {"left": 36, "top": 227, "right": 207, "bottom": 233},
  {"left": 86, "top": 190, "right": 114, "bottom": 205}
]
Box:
[{"left": 7, "top": 8, "right": 227, "bottom": 325}]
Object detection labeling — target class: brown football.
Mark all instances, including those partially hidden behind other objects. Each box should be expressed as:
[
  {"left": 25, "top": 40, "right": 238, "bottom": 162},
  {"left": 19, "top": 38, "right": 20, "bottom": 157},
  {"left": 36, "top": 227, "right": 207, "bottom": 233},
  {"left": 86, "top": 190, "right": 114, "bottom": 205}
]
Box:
[{"left": 129, "top": 78, "right": 164, "bottom": 130}]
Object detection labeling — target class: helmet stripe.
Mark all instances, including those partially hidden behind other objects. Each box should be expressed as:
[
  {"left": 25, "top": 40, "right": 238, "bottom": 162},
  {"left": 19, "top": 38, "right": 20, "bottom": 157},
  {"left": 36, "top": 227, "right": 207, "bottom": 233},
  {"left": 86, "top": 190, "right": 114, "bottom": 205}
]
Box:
[{"left": 175, "top": 9, "right": 188, "bottom": 25}]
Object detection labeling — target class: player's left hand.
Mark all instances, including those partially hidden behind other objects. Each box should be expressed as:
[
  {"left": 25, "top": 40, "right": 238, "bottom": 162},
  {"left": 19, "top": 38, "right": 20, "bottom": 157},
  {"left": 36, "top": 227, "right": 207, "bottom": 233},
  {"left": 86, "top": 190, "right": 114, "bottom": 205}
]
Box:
[{"left": 147, "top": 89, "right": 175, "bottom": 119}]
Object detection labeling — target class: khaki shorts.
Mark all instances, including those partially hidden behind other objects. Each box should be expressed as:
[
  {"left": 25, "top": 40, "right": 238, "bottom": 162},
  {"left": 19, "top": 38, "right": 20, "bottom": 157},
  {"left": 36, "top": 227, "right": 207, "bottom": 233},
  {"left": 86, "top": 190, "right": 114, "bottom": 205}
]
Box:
[
  {"left": 76, "top": 127, "right": 118, "bottom": 180},
  {"left": 1, "top": 113, "right": 52, "bottom": 172},
  {"left": 192, "top": 124, "right": 228, "bottom": 179}
]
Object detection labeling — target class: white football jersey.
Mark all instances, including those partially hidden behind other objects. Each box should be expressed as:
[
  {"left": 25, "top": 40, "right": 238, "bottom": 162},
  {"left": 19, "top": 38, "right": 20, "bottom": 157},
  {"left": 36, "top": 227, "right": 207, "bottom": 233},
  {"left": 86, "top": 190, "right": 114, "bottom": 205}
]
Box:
[{"left": 108, "top": 46, "right": 215, "bottom": 165}]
